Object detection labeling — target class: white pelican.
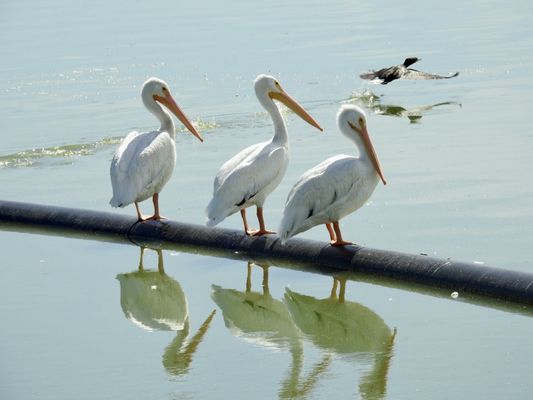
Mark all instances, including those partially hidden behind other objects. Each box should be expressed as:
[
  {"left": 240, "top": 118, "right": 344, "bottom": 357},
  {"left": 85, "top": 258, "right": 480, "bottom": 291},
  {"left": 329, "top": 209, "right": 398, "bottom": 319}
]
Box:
[
  {"left": 110, "top": 77, "right": 203, "bottom": 221},
  {"left": 205, "top": 75, "right": 322, "bottom": 236},
  {"left": 278, "top": 105, "right": 386, "bottom": 246}
]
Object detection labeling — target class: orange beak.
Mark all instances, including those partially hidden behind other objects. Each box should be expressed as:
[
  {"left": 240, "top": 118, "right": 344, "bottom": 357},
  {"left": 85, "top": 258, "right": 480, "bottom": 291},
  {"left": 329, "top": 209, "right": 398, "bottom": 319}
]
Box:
[
  {"left": 154, "top": 92, "right": 203, "bottom": 142},
  {"left": 349, "top": 120, "right": 386, "bottom": 185},
  {"left": 269, "top": 89, "right": 323, "bottom": 132}
]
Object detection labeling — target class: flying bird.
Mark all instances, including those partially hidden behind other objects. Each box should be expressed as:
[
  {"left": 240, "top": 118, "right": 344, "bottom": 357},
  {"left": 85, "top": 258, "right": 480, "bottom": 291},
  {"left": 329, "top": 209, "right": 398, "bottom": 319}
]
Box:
[
  {"left": 110, "top": 77, "right": 203, "bottom": 221},
  {"left": 360, "top": 57, "right": 459, "bottom": 84},
  {"left": 279, "top": 105, "right": 385, "bottom": 246},
  {"left": 206, "top": 75, "right": 322, "bottom": 236}
]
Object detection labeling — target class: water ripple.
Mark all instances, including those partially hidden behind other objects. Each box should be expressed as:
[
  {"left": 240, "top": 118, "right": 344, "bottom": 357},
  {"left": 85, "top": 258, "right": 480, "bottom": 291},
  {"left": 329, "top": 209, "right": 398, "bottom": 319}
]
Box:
[
  {"left": 0, "top": 137, "right": 123, "bottom": 168},
  {"left": 0, "top": 118, "right": 220, "bottom": 169}
]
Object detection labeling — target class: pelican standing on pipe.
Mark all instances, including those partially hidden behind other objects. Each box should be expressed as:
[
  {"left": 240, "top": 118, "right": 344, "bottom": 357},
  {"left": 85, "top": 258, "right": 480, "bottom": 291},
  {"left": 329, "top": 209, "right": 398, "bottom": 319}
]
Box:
[
  {"left": 279, "top": 105, "right": 386, "bottom": 246},
  {"left": 205, "top": 75, "right": 323, "bottom": 236},
  {"left": 110, "top": 77, "right": 203, "bottom": 221}
]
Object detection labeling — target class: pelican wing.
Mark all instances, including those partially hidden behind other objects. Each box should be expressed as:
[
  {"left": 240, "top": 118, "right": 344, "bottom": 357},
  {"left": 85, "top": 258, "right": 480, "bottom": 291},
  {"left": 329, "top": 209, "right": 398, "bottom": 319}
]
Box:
[
  {"left": 213, "top": 142, "right": 264, "bottom": 192},
  {"left": 403, "top": 69, "right": 459, "bottom": 80},
  {"left": 280, "top": 155, "right": 360, "bottom": 238},
  {"left": 206, "top": 141, "right": 288, "bottom": 224},
  {"left": 110, "top": 130, "right": 173, "bottom": 206}
]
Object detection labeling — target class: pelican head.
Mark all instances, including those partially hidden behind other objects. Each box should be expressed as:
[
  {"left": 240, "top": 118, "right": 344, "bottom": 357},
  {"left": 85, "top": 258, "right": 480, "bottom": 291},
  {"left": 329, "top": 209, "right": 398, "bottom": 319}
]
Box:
[
  {"left": 254, "top": 74, "right": 323, "bottom": 131},
  {"left": 337, "top": 105, "right": 386, "bottom": 185},
  {"left": 141, "top": 77, "right": 203, "bottom": 142}
]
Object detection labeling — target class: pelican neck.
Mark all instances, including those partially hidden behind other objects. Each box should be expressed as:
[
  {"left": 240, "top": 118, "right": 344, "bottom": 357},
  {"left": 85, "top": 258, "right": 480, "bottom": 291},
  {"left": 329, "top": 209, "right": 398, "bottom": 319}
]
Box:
[
  {"left": 343, "top": 126, "right": 370, "bottom": 162},
  {"left": 263, "top": 97, "right": 289, "bottom": 144},
  {"left": 144, "top": 96, "right": 176, "bottom": 138}
]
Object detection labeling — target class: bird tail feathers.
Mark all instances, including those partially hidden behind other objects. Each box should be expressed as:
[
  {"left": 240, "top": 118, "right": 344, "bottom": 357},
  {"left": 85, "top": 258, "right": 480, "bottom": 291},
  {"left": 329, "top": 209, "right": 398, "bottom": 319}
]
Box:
[
  {"left": 205, "top": 197, "right": 236, "bottom": 227},
  {"left": 109, "top": 197, "right": 125, "bottom": 208}
]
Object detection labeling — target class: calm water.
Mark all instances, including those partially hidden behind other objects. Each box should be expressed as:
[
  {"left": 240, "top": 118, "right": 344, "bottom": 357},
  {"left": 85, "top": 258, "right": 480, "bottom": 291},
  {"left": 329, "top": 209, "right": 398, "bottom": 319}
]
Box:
[{"left": 1, "top": 0, "right": 533, "bottom": 398}]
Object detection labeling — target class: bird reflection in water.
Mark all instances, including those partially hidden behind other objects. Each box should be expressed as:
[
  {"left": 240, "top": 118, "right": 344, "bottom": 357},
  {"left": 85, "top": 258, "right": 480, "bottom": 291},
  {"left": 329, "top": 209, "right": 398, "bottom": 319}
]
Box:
[
  {"left": 116, "top": 247, "right": 215, "bottom": 376},
  {"left": 212, "top": 261, "right": 300, "bottom": 348},
  {"left": 347, "top": 90, "right": 461, "bottom": 123},
  {"left": 284, "top": 278, "right": 397, "bottom": 400},
  {"left": 211, "top": 262, "right": 331, "bottom": 399}
]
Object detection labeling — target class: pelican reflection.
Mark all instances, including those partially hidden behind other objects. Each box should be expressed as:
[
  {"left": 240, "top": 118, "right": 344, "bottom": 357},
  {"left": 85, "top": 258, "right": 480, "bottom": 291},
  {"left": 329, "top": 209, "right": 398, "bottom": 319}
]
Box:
[
  {"left": 284, "top": 278, "right": 396, "bottom": 399},
  {"left": 116, "top": 247, "right": 215, "bottom": 376},
  {"left": 211, "top": 262, "right": 300, "bottom": 350},
  {"left": 211, "top": 262, "right": 331, "bottom": 399},
  {"left": 347, "top": 90, "right": 461, "bottom": 123}
]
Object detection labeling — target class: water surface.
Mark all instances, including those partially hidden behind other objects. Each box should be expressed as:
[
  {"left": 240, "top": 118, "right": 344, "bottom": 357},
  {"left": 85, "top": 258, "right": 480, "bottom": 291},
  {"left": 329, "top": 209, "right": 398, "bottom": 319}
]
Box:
[{"left": 1, "top": 0, "right": 533, "bottom": 398}]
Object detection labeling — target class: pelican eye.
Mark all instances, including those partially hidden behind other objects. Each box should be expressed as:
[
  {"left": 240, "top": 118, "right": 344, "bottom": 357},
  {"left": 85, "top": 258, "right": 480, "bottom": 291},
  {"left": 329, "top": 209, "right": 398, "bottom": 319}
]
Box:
[{"left": 162, "top": 87, "right": 168, "bottom": 92}]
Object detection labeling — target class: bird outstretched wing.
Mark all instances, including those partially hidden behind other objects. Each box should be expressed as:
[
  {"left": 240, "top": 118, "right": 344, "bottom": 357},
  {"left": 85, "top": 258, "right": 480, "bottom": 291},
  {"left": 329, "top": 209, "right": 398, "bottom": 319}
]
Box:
[{"left": 403, "top": 69, "right": 459, "bottom": 80}]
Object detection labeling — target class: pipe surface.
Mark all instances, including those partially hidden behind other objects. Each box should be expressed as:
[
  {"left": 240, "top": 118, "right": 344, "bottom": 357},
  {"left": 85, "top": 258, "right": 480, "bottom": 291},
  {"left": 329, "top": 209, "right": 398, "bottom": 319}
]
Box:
[{"left": 1, "top": 200, "right": 532, "bottom": 309}]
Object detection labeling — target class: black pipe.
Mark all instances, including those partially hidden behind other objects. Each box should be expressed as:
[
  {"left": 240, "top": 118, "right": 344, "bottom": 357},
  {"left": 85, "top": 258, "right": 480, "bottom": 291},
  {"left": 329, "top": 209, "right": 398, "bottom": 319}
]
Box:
[{"left": 1, "top": 200, "right": 532, "bottom": 310}]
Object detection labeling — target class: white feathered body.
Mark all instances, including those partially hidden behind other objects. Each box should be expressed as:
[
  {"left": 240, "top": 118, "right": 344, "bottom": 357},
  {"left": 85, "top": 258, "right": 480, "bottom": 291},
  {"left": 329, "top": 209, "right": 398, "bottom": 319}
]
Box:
[
  {"left": 110, "top": 130, "right": 176, "bottom": 207},
  {"left": 279, "top": 154, "right": 379, "bottom": 240},
  {"left": 206, "top": 139, "right": 289, "bottom": 226}
]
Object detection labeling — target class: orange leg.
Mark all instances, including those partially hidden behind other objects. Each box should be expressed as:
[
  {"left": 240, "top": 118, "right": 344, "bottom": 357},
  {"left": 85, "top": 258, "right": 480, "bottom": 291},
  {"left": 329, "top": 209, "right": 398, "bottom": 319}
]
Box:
[
  {"left": 325, "top": 223, "right": 336, "bottom": 242},
  {"left": 134, "top": 202, "right": 147, "bottom": 221},
  {"left": 152, "top": 193, "right": 161, "bottom": 220},
  {"left": 135, "top": 194, "right": 165, "bottom": 222},
  {"left": 241, "top": 209, "right": 251, "bottom": 235},
  {"left": 330, "top": 221, "right": 352, "bottom": 247},
  {"left": 144, "top": 193, "right": 166, "bottom": 221},
  {"left": 248, "top": 207, "right": 276, "bottom": 236}
]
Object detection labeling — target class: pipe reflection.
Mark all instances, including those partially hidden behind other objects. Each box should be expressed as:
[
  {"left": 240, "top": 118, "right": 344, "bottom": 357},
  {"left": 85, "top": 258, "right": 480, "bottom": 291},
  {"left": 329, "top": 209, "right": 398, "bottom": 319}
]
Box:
[
  {"left": 116, "top": 247, "right": 215, "bottom": 376},
  {"left": 284, "top": 277, "right": 396, "bottom": 399},
  {"left": 347, "top": 90, "right": 461, "bottom": 123}
]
